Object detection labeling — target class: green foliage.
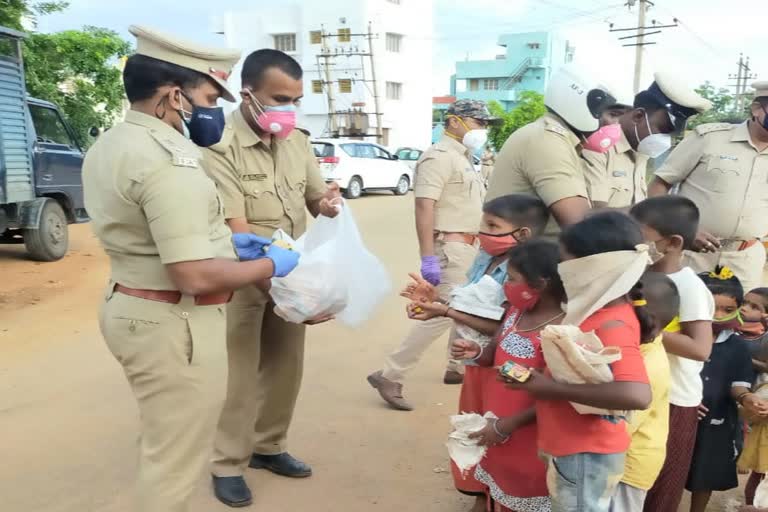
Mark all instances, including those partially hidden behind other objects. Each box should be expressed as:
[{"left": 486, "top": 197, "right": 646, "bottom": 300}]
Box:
[
  {"left": 0, "top": 1, "right": 69, "bottom": 30},
  {"left": 688, "top": 81, "right": 747, "bottom": 128},
  {"left": 23, "top": 26, "right": 130, "bottom": 147},
  {"left": 487, "top": 91, "right": 546, "bottom": 150}
]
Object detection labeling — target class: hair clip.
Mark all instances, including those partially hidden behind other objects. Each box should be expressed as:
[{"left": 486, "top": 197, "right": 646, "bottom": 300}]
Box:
[
  {"left": 633, "top": 299, "right": 648, "bottom": 307},
  {"left": 708, "top": 266, "right": 734, "bottom": 280}
]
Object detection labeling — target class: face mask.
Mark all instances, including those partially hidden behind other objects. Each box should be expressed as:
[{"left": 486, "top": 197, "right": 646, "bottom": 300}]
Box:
[
  {"left": 647, "top": 240, "right": 666, "bottom": 264},
  {"left": 462, "top": 129, "right": 488, "bottom": 152},
  {"left": 178, "top": 91, "right": 225, "bottom": 147},
  {"left": 635, "top": 112, "right": 672, "bottom": 158},
  {"left": 504, "top": 281, "right": 540, "bottom": 312},
  {"left": 582, "top": 123, "right": 622, "bottom": 153},
  {"left": 758, "top": 105, "right": 768, "bottom": 131},
  {"left": 712, "top": 309, "right": 743, "bottom": 336},
  {"left": 479, "top": 230, "right": 519, "bottom": 256},
  {"left": 740, "top": 320, "right": 767, "bottom": 338},
  {"left": 246, "top": 90, "right": 297, "bottom": 139}
]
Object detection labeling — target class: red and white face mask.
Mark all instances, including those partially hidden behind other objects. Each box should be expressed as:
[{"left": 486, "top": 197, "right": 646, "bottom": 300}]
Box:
[
  {"left": 582, "top": 123, "right": 622, "bottom": 153},
  {"left": 245, "top": 90, "right": 297, "bottom": 139}
]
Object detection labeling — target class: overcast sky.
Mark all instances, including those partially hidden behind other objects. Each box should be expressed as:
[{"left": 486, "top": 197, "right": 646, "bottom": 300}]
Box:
[{"left": 36, "top": 0, "right": 765, "bottom": 99}]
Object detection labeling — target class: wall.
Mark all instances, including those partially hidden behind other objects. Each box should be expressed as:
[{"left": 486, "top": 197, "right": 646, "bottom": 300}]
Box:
[{"left": 213, "top": 0, "right": 433, "bottom": 150}]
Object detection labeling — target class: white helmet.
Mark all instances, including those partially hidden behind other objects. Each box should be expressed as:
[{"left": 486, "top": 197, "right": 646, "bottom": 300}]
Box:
[{"left": 545, "top": 65, "right": 616, "bottom": 133}]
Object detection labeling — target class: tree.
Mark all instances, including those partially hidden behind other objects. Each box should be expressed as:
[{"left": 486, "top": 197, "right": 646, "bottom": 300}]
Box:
[
  {"left": 23, "top": 26, "right": 131, "bottom": 146},
  {"left": 0, "top": 1, "right": 69, "bottom": 30},
  {"left": 688, "top": 81, "right": 746, "bottom": 128},
  {"left": 487, "top": 91, "right": 546, "bottom": 150}
]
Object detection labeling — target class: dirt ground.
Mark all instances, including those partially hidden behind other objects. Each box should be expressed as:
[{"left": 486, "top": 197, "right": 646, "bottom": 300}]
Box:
[{"left": 0, "top": 194, "right": 748, "bottom": 512}]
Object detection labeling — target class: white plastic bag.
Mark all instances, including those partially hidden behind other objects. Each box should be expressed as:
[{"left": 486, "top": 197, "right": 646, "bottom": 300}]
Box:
[
  {"left": 446, "top": 412, "right": 497, "bottom": 476},
  {"left": 269, "top": 203, "right": 391, "bottom": 327}
]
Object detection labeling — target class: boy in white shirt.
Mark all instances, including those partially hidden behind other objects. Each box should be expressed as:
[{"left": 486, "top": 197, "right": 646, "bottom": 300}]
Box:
[{"left": 630, "top": 196, "right": 715, "bottom": 512}]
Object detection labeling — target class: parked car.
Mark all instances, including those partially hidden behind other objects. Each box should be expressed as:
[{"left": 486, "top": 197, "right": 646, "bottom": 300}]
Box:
[
  {"left": 0, "top": 26, "right": 88, "bottom": 261},
  {"left": 394, "top": 146, "right": 483, "bottom": 173},
  {"left": 312, "top": 139, "right": 413, "bottom": 199}
]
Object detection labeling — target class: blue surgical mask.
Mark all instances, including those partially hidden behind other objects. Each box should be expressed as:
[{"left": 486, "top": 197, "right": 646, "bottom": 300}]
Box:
[
  {"left": 179, "top": 91, "right": 226, "bottom": 147},
  {"left": 263, "top": 104, "right": 297, "bottom": 113}
]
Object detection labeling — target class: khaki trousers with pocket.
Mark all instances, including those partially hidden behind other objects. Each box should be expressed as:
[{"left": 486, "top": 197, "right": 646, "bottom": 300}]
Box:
[
  {"left": 100, "top": 289, "right": 228, "bottom": 512},
  {"left": 382, "top": 240, "right": 478, "bottom": 382},
  {"left": 212, "top": 284, "right": 306, "bottom": 477},
  {"left": 683, "top": 241, "right": 766, "bottom": 293}
]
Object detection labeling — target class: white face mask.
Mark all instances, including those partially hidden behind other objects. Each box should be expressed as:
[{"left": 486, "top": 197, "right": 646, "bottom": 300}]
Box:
[
  {"left": 635, "top": 112, "right": 672, "bottom": 158},
  {"left": 462, "top": 129, "right": 488, "bottom": 152}
]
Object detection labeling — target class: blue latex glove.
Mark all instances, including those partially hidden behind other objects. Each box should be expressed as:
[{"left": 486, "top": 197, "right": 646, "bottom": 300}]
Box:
[
  {"left": 267, "top": 245, "right": 301, "bottom": 278},
  {"left": 232, "top": 233, "right": 272, "bottom": 261},
  {"left": 420, "top": 255, "right": 441, "bottom": 286}
]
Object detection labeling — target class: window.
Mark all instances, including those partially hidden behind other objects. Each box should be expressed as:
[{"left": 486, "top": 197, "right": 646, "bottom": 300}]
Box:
[
  {"left": 483, "top": 79, "right": 499, "bottom": 90},
  {"left": 312, "top": 143, "right": 334, "bottom": 158},
  {"left": 341, "top": 143, "right": 375, "bottom": 158},
  {"left": 273, "top": 33, "right": 297, "bottom": 53},
  {"left": 371, "top": 145, "right": 391, "bottom": 159},
  {"left": 468, "top": 79, "right": 479, "bottom": 91},
  {"left": 29, "top": 104, "right": 77, "bottom": 147},
  {"left": 385, "top": 33, "right": 402, "bottom": 52},
  {"left": 386, "top": 81, "right": 402, "bottom": 100},
  {"left": 396, "top": 149, "right": 422, "bottom": 161}
]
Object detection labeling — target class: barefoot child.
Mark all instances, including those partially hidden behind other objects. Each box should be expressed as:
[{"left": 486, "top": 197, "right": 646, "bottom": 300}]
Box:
[
  {"left": 630, "top": 196, "right": 715, "bottom": 512},
  {"left": 451, "top": 240, "right": 565, "bottom": 512},
  {"left": 686, "top": 268, "right": 767, "bottom": 512},
  {"left": 610, "top": 272, "right": 679, "bottom": 512},
  {"left": 505, "top": 211, "right": 654, "bottom": 512}
]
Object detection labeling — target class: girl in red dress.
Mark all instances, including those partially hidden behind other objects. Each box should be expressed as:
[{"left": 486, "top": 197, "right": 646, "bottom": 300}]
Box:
[{"left": 451, "top": 240, "right": 566, "bottom": 512}]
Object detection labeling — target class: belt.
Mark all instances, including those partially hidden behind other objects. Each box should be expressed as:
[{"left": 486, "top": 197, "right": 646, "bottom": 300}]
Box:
[
  {"left": 435, "top": 231, "right": 478, "bottom": 245},
  {"left": 719, "top": 239, "right": 759, "bottom": 252},
  {"left": 114, "top": 284, "right": 232, "bottom": 306}
]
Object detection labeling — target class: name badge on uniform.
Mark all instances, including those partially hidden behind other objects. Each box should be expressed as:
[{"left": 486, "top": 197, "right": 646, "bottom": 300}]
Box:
[
  {"left": 719, "top": 155, "right": 738, "bottom": 161},
  {"left": 242, "top": 174, "right": 267, "bottom": 181},
  {"left": 612, "top": 170, "right": 627, "bottom": 177}
]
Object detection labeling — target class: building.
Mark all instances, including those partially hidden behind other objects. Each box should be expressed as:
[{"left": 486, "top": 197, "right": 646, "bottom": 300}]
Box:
[
  {"left": 450, "top": 31, "right": 575, "bottom": 112},
  {"left": 211, "top": 0, "right": 434, "bottom": 150}
]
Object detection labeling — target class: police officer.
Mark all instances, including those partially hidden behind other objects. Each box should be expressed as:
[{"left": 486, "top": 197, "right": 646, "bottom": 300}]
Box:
[
  {"left": 649, "top": 80, "right": 768, "bottom": 291},
  {"left": 203, "top": 49, "right": 340, "bottom": 507},
  {"left": 583, "top": 73, "right": 711, "bottom": 209},
  {"left": 83, "top": 27, "right": 299, "bottom": 512},
  {"left": 486, "top": 65, "right": 621, "bottom": 236},
  {"left": 367, "top": 99, "right": 498, "bottom": 410}
]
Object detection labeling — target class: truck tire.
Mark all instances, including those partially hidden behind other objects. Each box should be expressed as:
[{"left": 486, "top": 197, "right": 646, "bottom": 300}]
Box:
[{"left": 24, "top": 200, "right": 68, "bottom": 261}]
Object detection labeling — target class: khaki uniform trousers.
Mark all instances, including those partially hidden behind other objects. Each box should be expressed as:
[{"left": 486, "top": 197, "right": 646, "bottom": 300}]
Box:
[
  {"left": 382, "top": 240, "right": 478, "bottom": 382},
  {"left": 683, "top": 241, "right": 766, "bottom": 293},
  {"left": 100, "top": 289, "right": 228, "bottom": 512},
  {"left": 212, "top": 284, "right": 306, "bottom": 477}
]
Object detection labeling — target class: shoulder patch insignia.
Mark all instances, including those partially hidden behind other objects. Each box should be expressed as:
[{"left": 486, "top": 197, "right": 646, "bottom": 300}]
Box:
[
  {"left": 544, "top": 122, "right": 568, "bottom": 136},
  {"left": 694, "top": 123, "right": 735, "bottom": 136},
  {"left": 173, "top": 155, "right": 199, "bottom": 168},
  {"left": 148, "top": 130, "right": 200, "bottom": 168}
]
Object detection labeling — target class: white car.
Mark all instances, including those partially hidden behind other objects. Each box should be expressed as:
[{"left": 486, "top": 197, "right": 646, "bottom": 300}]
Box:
[
  {"left": 395, "top": 146, "right": 483, "bottom": 173},
  {"left": 312, "top": 139, "right": 413, "bottom": 199}
]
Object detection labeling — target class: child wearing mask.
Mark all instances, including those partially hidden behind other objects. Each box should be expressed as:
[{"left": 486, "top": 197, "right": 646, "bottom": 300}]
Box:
[
  {"left": 737, "top": 288, "right": 768, "bottom": 505},
  {"left": 505, "top": 211, "right": 653, "bottom": 512},
  {"left": 610, "top": 271, "right": 678, "bottom": 512},
  {"left": 401, "top": 194, "right": 549, "bottom": 512},
  {"left": 450, "top": 240, "right": 565, "bottom": 512},
  {"left": 629, "top": 196, "right": 715, "bottom": 512},
  {"left": 686, "top": 267, "right": 766, "bottom": 512}
]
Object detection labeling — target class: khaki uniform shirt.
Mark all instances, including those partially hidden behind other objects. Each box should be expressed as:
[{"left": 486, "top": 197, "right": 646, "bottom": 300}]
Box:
[
  {"left": 413, "top": 135, "right": 485, "bottom": 234},
  {"left": 656, "top": 121, "right": 768, "bottom": 239},
  {"left": 203, "top": 109, "right": 327, "bottom": 239},
  {"left": 486, "top": 113, "right": 587, "bottom": 236},
  {"left": 83, "top": 110, "right": 235, "bottom": 290},
  {"left": 582, "top": 131, "right": 649, "bottom": 208}
]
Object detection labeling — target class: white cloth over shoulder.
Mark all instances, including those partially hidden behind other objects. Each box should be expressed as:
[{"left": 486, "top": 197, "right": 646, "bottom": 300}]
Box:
[
  {"left": 539, "top": 324, "right": 626, "bottom": 417},
  {"left": 446, "top": 412, "right": 497, "bottom": 475},
  {"left": 269, "top": 204, "right": 391, "bottom": 327}
]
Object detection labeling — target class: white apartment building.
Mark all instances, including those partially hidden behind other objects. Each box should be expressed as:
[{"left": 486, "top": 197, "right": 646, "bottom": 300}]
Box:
[{"left": 211, "top": 0, "right": 434, "bottom": 150}]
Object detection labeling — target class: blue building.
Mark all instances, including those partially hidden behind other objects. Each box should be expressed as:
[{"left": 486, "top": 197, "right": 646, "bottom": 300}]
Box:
[{"left": 449, "top": 31, "right": 575, "bottom": 112}]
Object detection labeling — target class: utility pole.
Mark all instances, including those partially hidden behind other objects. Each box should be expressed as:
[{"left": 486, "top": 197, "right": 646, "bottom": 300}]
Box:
[
  {"left": 319, "top": 26, "right": 338, "bottom": 134},
  {"left": 366, "top": 22, "right": 383, "bottom": 143},
  {"left": 729, "top": 54, "right": 744, "bottom": 114},
  {"left": 729, "top": 54, "right": 757, "bottom": 114},
  {"left": 608, "top": 1, "right": 678, "bottom": 94},
  {"left": 633, "top": 0, "right": 647, "bottom": 95}
]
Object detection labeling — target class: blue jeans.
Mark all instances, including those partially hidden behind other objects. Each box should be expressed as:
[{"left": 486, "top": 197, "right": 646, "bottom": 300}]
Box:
[{"left": 543, "top": 452, "right": 626, "bottom": 512}]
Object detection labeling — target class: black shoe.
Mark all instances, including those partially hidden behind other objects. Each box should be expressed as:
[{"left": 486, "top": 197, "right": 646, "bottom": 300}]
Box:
[
  {"left": 249, "top": 452, "right": 312, "bottom": 478},
  {"left": 212, "top": 475, "right": 253, "bottom": 508}
]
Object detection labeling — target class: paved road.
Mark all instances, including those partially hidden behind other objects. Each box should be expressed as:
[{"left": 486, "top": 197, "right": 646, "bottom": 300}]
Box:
[{"left": 0, "top": 194, "right": 471, "bottom": 512}]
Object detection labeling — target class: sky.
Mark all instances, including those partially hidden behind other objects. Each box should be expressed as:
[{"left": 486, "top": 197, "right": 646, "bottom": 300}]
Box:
[{"left": 35, "top": 0, "right": 766, "bottom": 100}]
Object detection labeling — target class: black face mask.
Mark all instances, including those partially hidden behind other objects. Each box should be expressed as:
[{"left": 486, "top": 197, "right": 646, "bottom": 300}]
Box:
[
  {"left": 179, "top": 91, "right": 226, "bottom": 147},
  {"left": 759, "top": 105, "right": 768, "bottom": 131}
]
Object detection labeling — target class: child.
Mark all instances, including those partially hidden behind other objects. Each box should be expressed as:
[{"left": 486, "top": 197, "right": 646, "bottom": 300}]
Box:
[
  {"left": 611, "top": 271, "right": 679, "bottom": 512},
  {"left": 506, "top": 211, "right": 653, "bottom": 512},
  {"left": 629, "top": 196, "right": 715, "bottom": 512},
  {"left": 398, "top": 194, "right": 549, "bottom": 511},
  {"left": 450, "top": 240, "right": 565, "bottom": 512},
  {"left": 737, "top": 288, "right": 768, "bottom": 505},
  {"left": 686, "top": 267, "right": 764, "bottom": 512}
]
